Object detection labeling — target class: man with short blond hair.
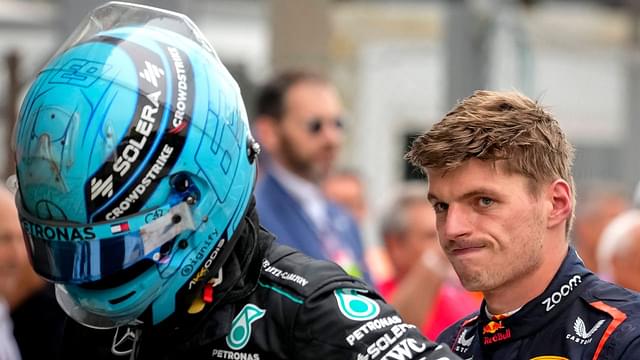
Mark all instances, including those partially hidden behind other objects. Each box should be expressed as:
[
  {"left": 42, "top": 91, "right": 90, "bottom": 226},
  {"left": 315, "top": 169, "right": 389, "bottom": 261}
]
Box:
[{"left": 407, "top": 90, "right": 640, "bottom": 359}]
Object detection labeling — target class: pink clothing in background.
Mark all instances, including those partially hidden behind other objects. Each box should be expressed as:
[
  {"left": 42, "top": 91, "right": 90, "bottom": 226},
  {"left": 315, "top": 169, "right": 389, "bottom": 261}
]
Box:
[{"left": 378, "top": 278, "right": 480, "bottom": 340}]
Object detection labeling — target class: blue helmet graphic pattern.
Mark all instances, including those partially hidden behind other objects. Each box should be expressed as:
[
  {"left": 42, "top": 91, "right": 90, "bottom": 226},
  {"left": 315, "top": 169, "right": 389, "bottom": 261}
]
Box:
[{"left": 13, "top": 3, "right": 257, "bottom": 327}]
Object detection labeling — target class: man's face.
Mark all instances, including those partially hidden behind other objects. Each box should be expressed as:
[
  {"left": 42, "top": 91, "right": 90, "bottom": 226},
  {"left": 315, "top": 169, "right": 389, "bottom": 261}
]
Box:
[
  {"left": 387, "top": 202, "right": 439, "bottom": 279},
  {"left": 427, "top": 159, "right": 548, "bottom": 292},
  {"left": 273, "top": 81, "right": 343, "bottom": 182},
  {"left": 0, "top": 194, "right": 26, "bottom": 298}
]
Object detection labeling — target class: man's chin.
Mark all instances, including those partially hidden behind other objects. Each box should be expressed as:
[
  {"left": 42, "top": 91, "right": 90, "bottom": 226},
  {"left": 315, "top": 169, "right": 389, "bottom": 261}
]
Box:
[
  {"left": 310, "top": 166, "right": 333, "bottom": 182},
  {"left": 458, "top": 279, "right": 483, "bottom": 292},
  {"left": 455, "top": 268, "right": 490, "bottom": 292}
]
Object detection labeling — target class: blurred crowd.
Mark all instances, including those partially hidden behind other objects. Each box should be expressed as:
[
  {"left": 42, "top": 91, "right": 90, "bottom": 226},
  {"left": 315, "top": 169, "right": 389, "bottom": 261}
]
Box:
[{"left": 2, "top": 68, "right": 640, "bottom": 359}]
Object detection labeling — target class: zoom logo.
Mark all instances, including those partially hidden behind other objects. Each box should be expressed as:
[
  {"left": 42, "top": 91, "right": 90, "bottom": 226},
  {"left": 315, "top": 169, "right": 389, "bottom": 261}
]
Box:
[{"left": 542, "top": 275, "right": 581, "bottom": 312}]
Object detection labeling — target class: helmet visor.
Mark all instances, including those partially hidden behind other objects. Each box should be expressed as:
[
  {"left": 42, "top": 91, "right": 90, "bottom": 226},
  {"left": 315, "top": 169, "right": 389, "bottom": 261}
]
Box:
[
  {"left": 17, "top": 196, "right": 195, "bottom": 284},
  {"left": 50, "top": 1, "right": 220, "bottom": 70}
]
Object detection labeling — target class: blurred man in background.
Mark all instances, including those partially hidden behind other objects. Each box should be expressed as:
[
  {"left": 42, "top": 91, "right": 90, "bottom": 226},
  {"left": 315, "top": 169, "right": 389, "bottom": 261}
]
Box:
[
  {"left": 573, "top": 183, "right": 629, "bottom": 272},
  {"left": 597, "top": 210, "right": 640, "bottom": 291},
  {"left": 0, "top": 186, "right": 23, "bottom": 360},
  {"left": 378, "top": 183, "right": 478, "bottom": 339},
  {"left": 253, "top": 71, "right": 370, "bottom": 282}
]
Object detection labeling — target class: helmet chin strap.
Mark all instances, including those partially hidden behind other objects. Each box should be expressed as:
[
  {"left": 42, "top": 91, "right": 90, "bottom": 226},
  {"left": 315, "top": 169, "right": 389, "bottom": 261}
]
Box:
[{"left": 111, "top": 325, "right": 141, "bottom": 357}]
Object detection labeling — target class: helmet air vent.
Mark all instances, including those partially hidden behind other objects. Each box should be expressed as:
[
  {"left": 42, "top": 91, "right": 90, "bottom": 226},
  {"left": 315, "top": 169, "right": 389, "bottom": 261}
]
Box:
[{"left": 108, "top": 291, "right": 136, "bottom": 305}]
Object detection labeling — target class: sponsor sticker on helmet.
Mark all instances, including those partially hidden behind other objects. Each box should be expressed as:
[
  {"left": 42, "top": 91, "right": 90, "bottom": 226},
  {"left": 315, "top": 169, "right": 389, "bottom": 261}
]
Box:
[
  {"left": 86, "top": 37, "right": 194, "bottom": 222},
  {"left": 334, "top": 288, "right": 380, "bottom": 321}
]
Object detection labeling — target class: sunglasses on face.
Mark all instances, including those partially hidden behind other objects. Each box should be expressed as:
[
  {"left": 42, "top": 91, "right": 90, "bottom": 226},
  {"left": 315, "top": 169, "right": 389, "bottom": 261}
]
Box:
[{"left": 305, "top": 116, "right": 344, "bottom": 135}]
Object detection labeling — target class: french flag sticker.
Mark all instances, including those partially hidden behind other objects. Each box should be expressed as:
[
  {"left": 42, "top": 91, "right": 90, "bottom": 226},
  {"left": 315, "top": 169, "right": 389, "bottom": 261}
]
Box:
[{"left": 111, "top": 222, "right": 130, "bottom": 235}]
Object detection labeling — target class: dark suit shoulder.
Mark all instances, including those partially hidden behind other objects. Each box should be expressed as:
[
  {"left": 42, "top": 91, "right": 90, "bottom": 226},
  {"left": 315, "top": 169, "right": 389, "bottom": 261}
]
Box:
[
  {"left": 260, "top": 242, "right": 369, "bottom": 299},
  {"left": 579, "top": 277, "right": 640, "bottom": 357}
]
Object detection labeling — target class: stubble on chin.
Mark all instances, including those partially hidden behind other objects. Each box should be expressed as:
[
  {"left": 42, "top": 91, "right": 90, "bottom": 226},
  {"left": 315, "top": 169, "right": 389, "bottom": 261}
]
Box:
[
  {"left": 453, "top": 234, "right": 545, "bottom": 293},
  {"left": 453, "top": 262, "right": 504, "bottom": 292}
]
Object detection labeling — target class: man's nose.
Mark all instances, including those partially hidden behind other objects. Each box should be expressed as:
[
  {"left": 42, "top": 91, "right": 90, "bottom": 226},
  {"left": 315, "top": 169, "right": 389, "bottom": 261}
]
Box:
[
  {"left": 321, "top": 120, "right": 343, "bottom": 145},
  {"left": 442, "top": 203, "right": 472, "bottom": 240}
]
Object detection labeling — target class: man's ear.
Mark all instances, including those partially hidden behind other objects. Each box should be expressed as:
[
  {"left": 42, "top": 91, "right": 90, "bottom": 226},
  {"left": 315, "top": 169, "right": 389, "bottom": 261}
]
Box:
[
  {"left": 253, "top": 116, "right": 279, "bottom": 153},
  {"left": 547, "top": 179, "right": 572, "bottom": 229}
]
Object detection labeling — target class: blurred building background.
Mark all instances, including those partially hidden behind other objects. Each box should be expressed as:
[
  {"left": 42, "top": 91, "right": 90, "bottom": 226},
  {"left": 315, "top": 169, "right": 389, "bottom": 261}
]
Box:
[{"left": 1, "top": 0, "right": 639, "bottom": 247}]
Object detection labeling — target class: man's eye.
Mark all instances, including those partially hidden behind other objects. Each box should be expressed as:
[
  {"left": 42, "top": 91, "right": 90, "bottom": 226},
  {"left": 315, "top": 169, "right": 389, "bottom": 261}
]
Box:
[
  {"left": 478, "top": 197, "right": 494, "bottom": 207},
  {"left": 432, "top": 202, "right": 448, "bottom": 213}
]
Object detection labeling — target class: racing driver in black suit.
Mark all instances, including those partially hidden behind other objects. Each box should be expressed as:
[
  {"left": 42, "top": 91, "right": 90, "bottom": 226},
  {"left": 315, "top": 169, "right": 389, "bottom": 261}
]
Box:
[{"left": 406, "top": 89, "right": 640, "bottom": 360}]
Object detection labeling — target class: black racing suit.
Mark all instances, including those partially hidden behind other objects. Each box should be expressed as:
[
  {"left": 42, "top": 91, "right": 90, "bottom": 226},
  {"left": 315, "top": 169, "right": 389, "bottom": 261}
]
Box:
[
  {"left": 437, "top": 247, "right": 640, "bottom": 359},
  {"left": 61, "top": 222, "right": 460, "bottom": 360}
]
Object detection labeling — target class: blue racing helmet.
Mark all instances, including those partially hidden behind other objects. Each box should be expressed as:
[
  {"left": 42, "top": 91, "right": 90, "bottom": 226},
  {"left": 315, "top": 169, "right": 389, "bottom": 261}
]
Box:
[{"left": 13, "top": 2, "right": 258, "bottom": 328}]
